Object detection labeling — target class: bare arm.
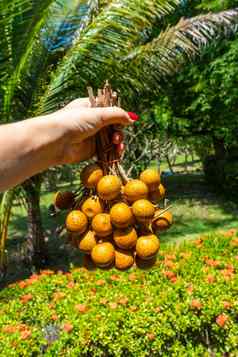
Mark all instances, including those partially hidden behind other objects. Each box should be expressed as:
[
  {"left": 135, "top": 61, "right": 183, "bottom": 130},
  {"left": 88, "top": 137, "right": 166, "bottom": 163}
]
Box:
[{"left": 0, "top": 100, "right": 133, "bottom": 191}]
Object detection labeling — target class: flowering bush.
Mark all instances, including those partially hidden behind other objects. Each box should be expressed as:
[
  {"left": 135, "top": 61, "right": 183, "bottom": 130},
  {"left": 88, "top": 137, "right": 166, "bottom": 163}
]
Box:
[{"left": 0, "top": 231, "right": 238, "bottom": 356}]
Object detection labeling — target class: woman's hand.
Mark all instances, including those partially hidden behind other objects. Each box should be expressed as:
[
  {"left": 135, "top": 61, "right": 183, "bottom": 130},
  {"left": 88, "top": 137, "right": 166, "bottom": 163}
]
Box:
[
  {"left": 0, "top": 98, "right": 136, "bottom": 191},
  {"left": 53, "top": 98, "right": 133, "bottom": 164}
]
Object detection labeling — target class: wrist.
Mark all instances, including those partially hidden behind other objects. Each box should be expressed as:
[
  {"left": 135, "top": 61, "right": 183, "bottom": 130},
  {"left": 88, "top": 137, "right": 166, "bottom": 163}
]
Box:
[{"left": 26, "top": 113, "right": 70, "bottom": 168}]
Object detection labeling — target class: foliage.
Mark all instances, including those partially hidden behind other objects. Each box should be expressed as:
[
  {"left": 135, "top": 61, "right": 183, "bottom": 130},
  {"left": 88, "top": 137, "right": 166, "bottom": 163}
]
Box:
[
  {"left": 0, "top": 231, "right": 238, "bottom": 355},
  {"left": 1, "top": 0, "right": 238, "bottom": 271}
]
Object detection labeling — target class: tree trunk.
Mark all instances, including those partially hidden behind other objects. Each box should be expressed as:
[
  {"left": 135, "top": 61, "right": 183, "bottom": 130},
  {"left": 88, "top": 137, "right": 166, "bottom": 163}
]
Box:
[
  {"left": 213, "top": 137, "right": 226, "bottom": 161},
  {"left": 22, "top": 175, "right": 47, "bottom": 269},
  {"left": 166, "top": 154, "right": 175, "bottom": 174}
]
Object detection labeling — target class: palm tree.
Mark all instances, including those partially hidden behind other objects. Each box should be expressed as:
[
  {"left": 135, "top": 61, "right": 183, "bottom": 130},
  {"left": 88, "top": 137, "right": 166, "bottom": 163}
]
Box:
[{"left": 0, "top": 0, "right": 238, "bottom": 274}]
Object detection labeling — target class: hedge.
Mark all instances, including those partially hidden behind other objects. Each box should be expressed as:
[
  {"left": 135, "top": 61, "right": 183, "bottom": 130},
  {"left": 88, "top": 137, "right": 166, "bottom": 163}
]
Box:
[{"left": 0, "top": 230, "right": 238, "bottom": 356}]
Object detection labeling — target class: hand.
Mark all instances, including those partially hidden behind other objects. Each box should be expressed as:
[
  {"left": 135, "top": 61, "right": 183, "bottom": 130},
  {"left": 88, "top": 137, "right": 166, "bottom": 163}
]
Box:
[{"left": 52, "top": 98, "right": 134, "bottom": 164}]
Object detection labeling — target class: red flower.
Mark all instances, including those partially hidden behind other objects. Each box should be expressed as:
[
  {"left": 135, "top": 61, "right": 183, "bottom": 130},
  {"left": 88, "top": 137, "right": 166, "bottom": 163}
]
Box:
[
  {"left": 128, "top": 273, "right": 137, "bottom": 281},
  {"left": 170, "top": 276, "right": 177, "bottom": 284},
  {"left": 230, "top": 238, "right": 238, "bottom": 246},
  {"left": 207, "top": 274, "right": 215, "bottom": 284},
  {"left": 96, "top": 279, "right": 106, "bottom": 286},
  {"left": 20, "top": 329, "right": 32, "bottom": 340},
  {"left": 20, "top": 293, "right": 33, "bottom": 304},
  {"left": 223, "top": 229, "right": 236, "bottom": 238},
  {"left": 67, "top": 281, "right": 75, "bottom": 289},
  {"left": 163, "top": 270, "right": 176, "bottom": 279},
  {"left": 225, "top": 264, "right": 234, "bottom": 272},
  {"left": 75, "top": 304, "right": 88, "bottom": 313},
  {"left": 51, "top": 313, "right": 58, "bottom": 321},
  {"left": 91, "top": 287, "right": 97, "bottom": 295},
  {"left": 194, "top": 238, "right": 203, "bottom": 247},
  {"left": 26, "top": 274, "right": 39, "bottom": 286},
  {"left": 191, "top": 299, "right": 203, "bottom": 310},
  {"left": 205, "top": 258, "right": 220, "bottom": 268},
  {"left": 63, "top": 323, "right": 73, "bottom": 333},
  {"left": 147, "top": 333, "right": 156, "bottom": 341},
  {"left": 18, "top": 281, "right": 27, "bottom": 289},
  {"left": 216, "top": 314, "right": 229, "bottom": 328},
  {"left": 2, "top": 325, "right": 18, "bottom": 334},
  {"left": 110, "top": 274, "right": 120, "bottom": 281},
  {"left": 221, "top": 269, "right": 234, "bottom": 280},
  {"left": 187, "top": 285, "right": 193, "bottom": 294},
  {"left": 223, "top": 301, "right": 232, "bottom": 310},
  {"left": 40, "top": 269, "right": 54, "bottom": 276}
]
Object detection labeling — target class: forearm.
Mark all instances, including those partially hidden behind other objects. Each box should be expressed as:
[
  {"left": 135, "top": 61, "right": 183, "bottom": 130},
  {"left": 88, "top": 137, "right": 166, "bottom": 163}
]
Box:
[{"left": 0, "top": 115, "right": 67, "bottom": 191}]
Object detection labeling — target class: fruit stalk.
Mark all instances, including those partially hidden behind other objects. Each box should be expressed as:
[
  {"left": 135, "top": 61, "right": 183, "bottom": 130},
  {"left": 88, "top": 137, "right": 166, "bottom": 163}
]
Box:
[{"left": 87, "top": 82, "right": 128, "bottom": 183}]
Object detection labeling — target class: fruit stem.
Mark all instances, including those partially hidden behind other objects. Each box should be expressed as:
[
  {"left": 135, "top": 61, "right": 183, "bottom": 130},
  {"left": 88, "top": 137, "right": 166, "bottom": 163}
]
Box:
[{"left": 152, "top": 206, "right": 172, "bottom": 222}]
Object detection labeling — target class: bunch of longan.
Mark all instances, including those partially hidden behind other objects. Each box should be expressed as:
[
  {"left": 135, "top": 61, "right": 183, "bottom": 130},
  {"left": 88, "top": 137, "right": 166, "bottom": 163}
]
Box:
[{"left": 54, "top": 165, "right": 172, "bottom": 270}]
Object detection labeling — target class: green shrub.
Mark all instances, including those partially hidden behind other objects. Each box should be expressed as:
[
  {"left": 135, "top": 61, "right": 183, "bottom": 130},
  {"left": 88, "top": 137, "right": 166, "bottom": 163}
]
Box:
[{"left": 0, "top": 231, "right": 238, "bottom": 356}]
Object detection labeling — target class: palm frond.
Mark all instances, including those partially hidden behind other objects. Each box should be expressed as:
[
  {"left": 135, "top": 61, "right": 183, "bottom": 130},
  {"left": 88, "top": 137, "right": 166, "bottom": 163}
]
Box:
[
  {"left": 0, "top": 0, "right": 53, "bottom": 80},
  {"left": 0, "top": 189, "right": 16, "bottom": 275},
  {"left": 118, "top": 8, "right": 238, "bottom": 105},
  {"left": 39, "top": 0, "right": 180, "bottom": 114},
  {"left": 2, "top": 0, "right": 98, "bottom": 121}
]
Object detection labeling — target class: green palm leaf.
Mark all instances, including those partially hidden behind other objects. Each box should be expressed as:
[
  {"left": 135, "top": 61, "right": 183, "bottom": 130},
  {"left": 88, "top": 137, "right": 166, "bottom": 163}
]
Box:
[
  {"left": 0, "top": 189, "right": 16, "bottom": 275},
  {"left": 117, "top": 9, "right": 238, "bottom": 105},
  {"left": 1, "top": 0, "right": 99, "bottom": 121},
  {"left": 39, "top": 0, "right": 180, "bottom": 114}
]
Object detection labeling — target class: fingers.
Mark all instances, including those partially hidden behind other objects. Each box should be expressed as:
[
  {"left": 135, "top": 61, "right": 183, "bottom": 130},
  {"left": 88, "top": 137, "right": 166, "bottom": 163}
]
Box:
[
  {"left": 93, "top": 107, "right": 134, "bottom": 128},
  {"left": 61, "top": 137, "right": 96, "bottom": 165}
]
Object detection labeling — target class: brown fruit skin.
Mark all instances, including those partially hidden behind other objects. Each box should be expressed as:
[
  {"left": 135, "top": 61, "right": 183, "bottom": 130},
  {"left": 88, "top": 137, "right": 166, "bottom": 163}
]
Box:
[
  {"left": 81, "top": 196, "right": 103, "bottom": 219},
  {"left": 132, "top": 199, "right": 155, "bottom": 223},
  {"left": 91, "top": 242, "right": 115, "bottom": 267},
  {"left": 135, "top": 255, "right": 157, "bottom": 270},
  {"left": 115, "top": 249, "right": 134, "bottom": 270},
  {"left": 92, "top": 213, "right": 113, "bottom": 237},
  {"left": 124, "top": 180, "right": 148, "bottom": 203},
  {"left": 110, "top": 202, "right": 133, "bottom": 228},
  {"left": 136, "top": 235, "right": 160, "bottom": 260},
  {"left": 78, "top": 230, "right": 97, "bottom": 254},
  {"left": 113, "top": 227, "right": 137, "bottom": 250},
  {"left": 149, "top": 184, "right": 166, "bottom": 203},
  {"left": 66, "top": 210, "right": 88, "bottom": 234},
  {"left": 97, "top": 175, "right": 122, "bottom": 201},
  {"left": 81, "top": 164, "right": 103, "bottom": 188},
  {"left": 153, "top": 210, "right": 172, "bottom": 231},
  {"left": 140, "top": 168, "right": 161, "bottom": 192},
  {"left": 54, "top": 191, "right": 75, "bottom": 210}
]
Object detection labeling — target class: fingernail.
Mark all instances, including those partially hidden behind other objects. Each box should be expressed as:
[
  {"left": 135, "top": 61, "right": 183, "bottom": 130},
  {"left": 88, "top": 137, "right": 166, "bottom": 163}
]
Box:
[{"left": 128, "top": 112, "right": 139, "bottom": 121}]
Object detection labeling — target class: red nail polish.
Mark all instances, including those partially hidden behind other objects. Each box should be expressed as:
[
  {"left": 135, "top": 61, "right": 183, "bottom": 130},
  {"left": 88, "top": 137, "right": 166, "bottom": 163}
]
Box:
[
  {"left": 128, "top": 112, "right": 139, "bottom": 121},
  {"left": 112, "top": 131, "right": 124, "bottom": 145},
  {"left": 116, "top": 142, "right": 126, "bottom": 156}
]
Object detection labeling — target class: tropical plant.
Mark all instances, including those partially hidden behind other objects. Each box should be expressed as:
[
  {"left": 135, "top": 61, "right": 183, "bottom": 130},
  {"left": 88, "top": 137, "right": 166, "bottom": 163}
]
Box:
[{"left": 1, "top": 0, "right": 238, "bottom": 274}]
